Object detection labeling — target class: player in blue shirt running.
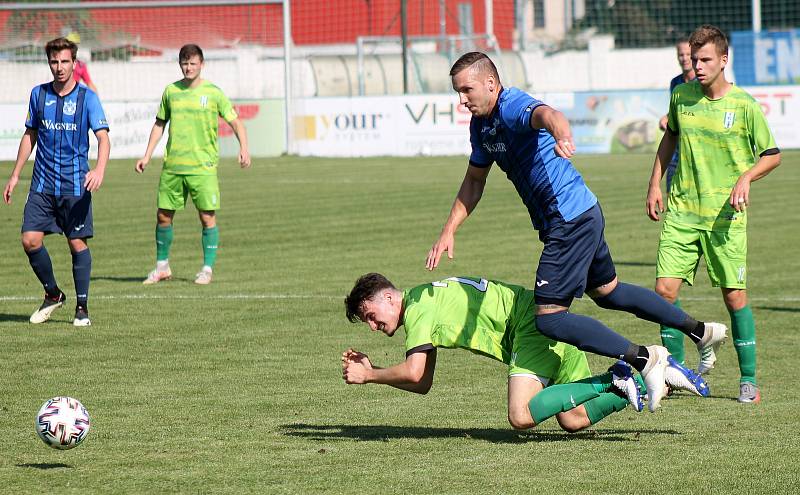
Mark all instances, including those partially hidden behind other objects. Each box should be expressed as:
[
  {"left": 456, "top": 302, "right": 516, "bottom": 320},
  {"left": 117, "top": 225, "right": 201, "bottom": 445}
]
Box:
[
  {"left": 425, "top": 52, "right": 726, "bottom": 411},
  {"left": 3, "top": 37, "right": 110, "bottom": 326}
]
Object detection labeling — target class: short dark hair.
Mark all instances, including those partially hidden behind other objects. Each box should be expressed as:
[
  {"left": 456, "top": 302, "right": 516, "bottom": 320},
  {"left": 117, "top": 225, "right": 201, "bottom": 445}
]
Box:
[
  {"left": 689, "top": 25, "right": 728, "bottom": 56},
  {"left": 344, "top": 273, "right": 396, "bottom": 323},
  {"left": 45, "top": 37, "right": 77, "bottom": 61},
  {"left": 179, "top": 44, "right": 204, "bottom": 62},
  {"left": 449, "top": 51, "right": 500, "bottom": 83}
]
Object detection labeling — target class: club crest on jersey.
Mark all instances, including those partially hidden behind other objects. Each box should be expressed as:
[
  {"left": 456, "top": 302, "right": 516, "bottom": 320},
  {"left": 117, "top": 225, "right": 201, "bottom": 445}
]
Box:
[
  {"left": 63, "top": 100, "right": 76, "bottom": 116},
  {"left": 723, "top": 111, "right": 735, "bottom": 129},
  {"left": 200, "top": 95, "right": 208, "bottom": 108}
]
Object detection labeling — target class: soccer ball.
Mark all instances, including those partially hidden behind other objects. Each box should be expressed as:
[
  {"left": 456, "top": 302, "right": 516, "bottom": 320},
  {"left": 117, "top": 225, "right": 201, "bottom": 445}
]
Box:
[{"left": 35, "top": 397, "right": 91, "bottom": 450}]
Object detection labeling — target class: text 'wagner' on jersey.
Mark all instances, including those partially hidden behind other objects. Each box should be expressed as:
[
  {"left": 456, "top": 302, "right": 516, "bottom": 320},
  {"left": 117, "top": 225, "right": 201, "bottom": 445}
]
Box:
[{"left": 25, "top": 83, "right": 109, "bottom": 196}]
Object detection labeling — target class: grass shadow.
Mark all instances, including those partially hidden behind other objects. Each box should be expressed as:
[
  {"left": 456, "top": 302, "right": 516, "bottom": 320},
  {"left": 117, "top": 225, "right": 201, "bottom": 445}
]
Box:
[
  {"left": 754, "top": 306, "right": 800, "bottom": 314},
  {"left": 92, "top": 276, "right": 147, "bottom": 283},
  {"left": 0, "top": 314, "right": 31, "bottom": 322},
  {"left": 16, "top": 463, "right": 73, "bottom": 469},
  {"left": 280, "top": 423, "right": 679, "bottom": 444},
  {"left": 613, "top": 260, "right": 655, "bottom": 268}
]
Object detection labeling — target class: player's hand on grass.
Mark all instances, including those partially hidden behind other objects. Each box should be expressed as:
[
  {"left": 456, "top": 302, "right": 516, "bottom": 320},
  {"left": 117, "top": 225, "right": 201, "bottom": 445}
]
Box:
[
  {"left": 135, "top": 158, "right": 149, "bottom": 173},
  {"left": 239, "top": 149, "right": 251, "bottom": 169},
  {"left": 342, "top": 361, "right": 370, "bottom": 384},
  {"left": 426, "top": 231, "right": 455, "bottom": 271},
  {"left": 729, "top": 175, "right": 751, "bottom": 212},
  {"left": 646, "top": 185, "right": 664, "bottom": 221},
  {"left": 342, "top": 348, "right": 372, "bottom": 368},
  {"left": 3, "top": 175, "right": 18, "bottom": 204},
  {"left": 84, "top": 169, "right": 104, "bottom": 192}
]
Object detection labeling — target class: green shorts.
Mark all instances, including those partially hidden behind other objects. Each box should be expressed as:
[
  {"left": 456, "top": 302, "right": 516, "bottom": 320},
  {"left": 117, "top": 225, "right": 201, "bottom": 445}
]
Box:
[
  {"left": 157, "top": 172, "right": 220, "bottom": 211},
  {"left": 656, "top": 219, "right": 747, "bottom": 288},
  {"left": 508, "top": 307, "right": 591, "bottom": 384}
]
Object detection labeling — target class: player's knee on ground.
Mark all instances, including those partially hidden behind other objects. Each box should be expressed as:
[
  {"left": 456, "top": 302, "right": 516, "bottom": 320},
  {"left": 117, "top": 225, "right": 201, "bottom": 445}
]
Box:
[
  {"left": 507, "top": 406, "right": 535, "bottom": 430},
  {"left": 556, "top": 409, "right": 591, "bottom": 433}
]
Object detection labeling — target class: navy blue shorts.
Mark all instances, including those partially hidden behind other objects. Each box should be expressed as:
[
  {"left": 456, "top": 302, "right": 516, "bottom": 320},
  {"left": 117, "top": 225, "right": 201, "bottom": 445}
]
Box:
[
  {"left": 534, "top": 203, "right": 616, "bottom": 306},
  {"left": 22, "top": 191, "right": 94, "bottom": 239}
]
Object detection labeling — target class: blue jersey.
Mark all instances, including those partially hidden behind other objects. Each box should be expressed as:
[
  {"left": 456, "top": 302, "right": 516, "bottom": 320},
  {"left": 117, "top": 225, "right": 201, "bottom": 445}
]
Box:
[
  {"left": 667, "top": 74, "right": 694, "bottom": 167},
  {"left": 468, "top": 87, "right": 597, "bottom": 233},
  {"left": 25, "top": 83, "right": 109, "bottom": 197}
]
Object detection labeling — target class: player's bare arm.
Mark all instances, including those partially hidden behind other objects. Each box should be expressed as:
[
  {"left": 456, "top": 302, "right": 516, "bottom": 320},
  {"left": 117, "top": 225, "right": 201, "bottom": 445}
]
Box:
[
  {"left": 729, "top": 152, "right": 781, "bottom": 212},
  {"left": 530, "top": 105, "right": 576, "bottom": 158},
  {"left": 3, "top": 128, "right": 37, "bottom": 204},
  {"left": 135, "top": 119, "right": 167, "bottom": 173},
  {"left": 84, "top": 129, "right": 110, "bottom": 192},
  {"left": 647, "top": 129, "right": 678, "bottom": 221},
  {"left": 227, "top": 118, "right": 251, "bottom": 168},
  {"left": 342, "top": 349, "right": 436, "bottom": 394},
  {"left": 426, "top": 164, "right": 490, "bottom": 270}
]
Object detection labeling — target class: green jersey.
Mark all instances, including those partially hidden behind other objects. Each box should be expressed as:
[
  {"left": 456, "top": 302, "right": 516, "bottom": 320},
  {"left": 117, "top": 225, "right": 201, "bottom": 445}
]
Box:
[
  {"left": 666, "top": 81, "right": 777, "bottom": 231},
  {"left": 402, "top": 277, "right": 533, "bottom": 363},
  {"left": 157, "top": 80, "right": 238, "bottom": 175}
]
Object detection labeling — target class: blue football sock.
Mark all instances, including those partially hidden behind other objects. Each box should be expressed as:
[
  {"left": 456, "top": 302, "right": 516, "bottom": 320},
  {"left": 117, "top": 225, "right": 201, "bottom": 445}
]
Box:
[
  {"left": 71, "top": 248, "right": 91, "bottom": 307},
  {"left": 26, "top": 246, "right": 59, "bottom": 296},
  {"left": 535, "top": 311, "right": 632, "bottom": 361},
  {"left": 593, "top": 282, "right": 702, "bottom": 341}
]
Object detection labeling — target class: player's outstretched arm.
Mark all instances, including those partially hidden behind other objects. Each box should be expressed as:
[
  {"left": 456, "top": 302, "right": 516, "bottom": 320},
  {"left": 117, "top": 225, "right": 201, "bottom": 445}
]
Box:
[
  {"left": 4, "top": 128, "right": 36, "bottom": 204},
  {"left": 729, "top": 152, "right": 781, "bottom": 212},
  {"left": 342, "top": 349, "right": 436, "bottom": 394},
  {"left": 135, "top": 119, "right": 166, "bottom": 173},
  {"left": 84, "top": 129, "right": 110, "bottom": 192},
  {"left": 228, "top": 118, "right": 251, "bottom": 168},
  {"left": 426, "top": 164, "right": 490, "bottom": 270},
  {"left": 531, "top": 105, "right": 575, "bottom": 158},
  {"left": 646, "top": 130, "right": 678, "bottom": 221}
]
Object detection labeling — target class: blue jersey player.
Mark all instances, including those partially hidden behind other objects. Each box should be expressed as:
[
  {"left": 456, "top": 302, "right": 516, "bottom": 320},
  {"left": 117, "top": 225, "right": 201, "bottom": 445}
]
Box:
[
  {"left": 425, "top": 52, "right": 725, "bottom": 411},
  {"left": 658, "top": 39, "right": 696, "bottom": 192},
  {"left": 3, "top": 37, "right": 110, "bottom": 326}
]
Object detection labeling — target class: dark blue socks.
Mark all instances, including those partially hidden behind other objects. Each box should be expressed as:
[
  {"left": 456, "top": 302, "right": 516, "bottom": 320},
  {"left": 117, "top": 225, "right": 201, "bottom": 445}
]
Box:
[
  {"left": 26, "top": 246, "right": 59, "bottom": 296},
  {"left": 535, "top": 311, "right": 632, "bottom": 361},
  {"left": 593, "top": 282, "right": 703, "bottom": 342},
  {"left": 71, "top": 248, "right": 91, "bottom": 307}
]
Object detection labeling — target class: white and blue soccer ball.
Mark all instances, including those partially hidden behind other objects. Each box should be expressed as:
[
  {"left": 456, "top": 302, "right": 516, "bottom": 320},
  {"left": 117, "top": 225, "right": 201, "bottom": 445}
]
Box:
[{"left": 35, "top": 396, "right": 91, "bottom": 450}]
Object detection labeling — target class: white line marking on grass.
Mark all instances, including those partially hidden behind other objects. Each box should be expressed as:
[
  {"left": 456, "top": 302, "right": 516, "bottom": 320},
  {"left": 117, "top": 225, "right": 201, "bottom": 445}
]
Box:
[{"left": 0, "top": 294, "right": 339, "bottom": 301}]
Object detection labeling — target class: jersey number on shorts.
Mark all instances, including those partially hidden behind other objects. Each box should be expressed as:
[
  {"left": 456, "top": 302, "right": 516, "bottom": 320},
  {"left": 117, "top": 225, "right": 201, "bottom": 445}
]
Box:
[{"left": 432, "top": 277, "right": 488, "bottom": 292}]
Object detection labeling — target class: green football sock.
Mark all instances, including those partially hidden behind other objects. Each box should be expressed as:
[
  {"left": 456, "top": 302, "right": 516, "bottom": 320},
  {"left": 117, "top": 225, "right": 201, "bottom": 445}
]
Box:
[
  {"left": 660, "top": 299, "right": 686, "bottom": 365},
  {"left": 528, "top": 381, "right": 602, "bottom": 425},
  {"left": 156, "top": 225, "right": 173, "bottom": 262},
  {"left": 583, "top": 392, "right": 630, "bottom": 425},
  {"left": 730, "top": 304, "right": 757, "bottom": 385},
  {"left": 202, "top": 226, "right": 219, "bottom": 268}
]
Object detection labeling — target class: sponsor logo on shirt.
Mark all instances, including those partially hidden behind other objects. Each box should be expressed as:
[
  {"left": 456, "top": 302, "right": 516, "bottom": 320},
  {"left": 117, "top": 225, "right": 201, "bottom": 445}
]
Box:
[
  {"left": 45, "top": 100, "right": 57, "bottom": 106},
  {"left": 483, "top": 142, "right": 506, "bottom": 153},
  {"left": 42, "top": 119, "right": 77, "bottom": 131},
  {"left": 200, "top": 95, "right": 208, "bottom": 108},
  {"left": 63, "top": 100, "right": 77, "bottom": 116}
]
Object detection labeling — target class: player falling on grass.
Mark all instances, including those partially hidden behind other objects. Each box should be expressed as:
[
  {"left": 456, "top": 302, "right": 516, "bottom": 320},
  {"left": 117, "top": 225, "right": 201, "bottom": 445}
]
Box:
[
  {"left": 2, "top": 37, "right": 110, "bottom": 326},
  {"left": 426, "top": 52, "right": 727, "bottom": 411},
  {"left": 343, "top": 274, "right": 708, "bottom": 432},
  {"left": 657, "top": 38, "right": 696, "bottom": 193},
  {"left": 646, "top": 25, "right": 781, "bottom": 404},
  {"left": 135, "top": 44, "right": 250, "bottom": 285}
]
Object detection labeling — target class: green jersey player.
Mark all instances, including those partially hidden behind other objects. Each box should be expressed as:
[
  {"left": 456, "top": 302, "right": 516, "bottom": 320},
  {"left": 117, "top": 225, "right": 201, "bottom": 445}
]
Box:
[
  {"left": 343, "top": 274, "right": 708, "bottom": 431},
  {"left": 136, "top": 44, "right": 250, "bottom": 285},
  {"left": 646, "top": 25, "right": 782, "bottom": 404}
]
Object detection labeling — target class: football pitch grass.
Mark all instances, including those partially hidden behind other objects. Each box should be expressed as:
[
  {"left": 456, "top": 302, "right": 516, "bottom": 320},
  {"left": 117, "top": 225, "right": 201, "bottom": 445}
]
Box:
[{"left": 1, "top": 152, "right": 799, "bottom": 494}]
